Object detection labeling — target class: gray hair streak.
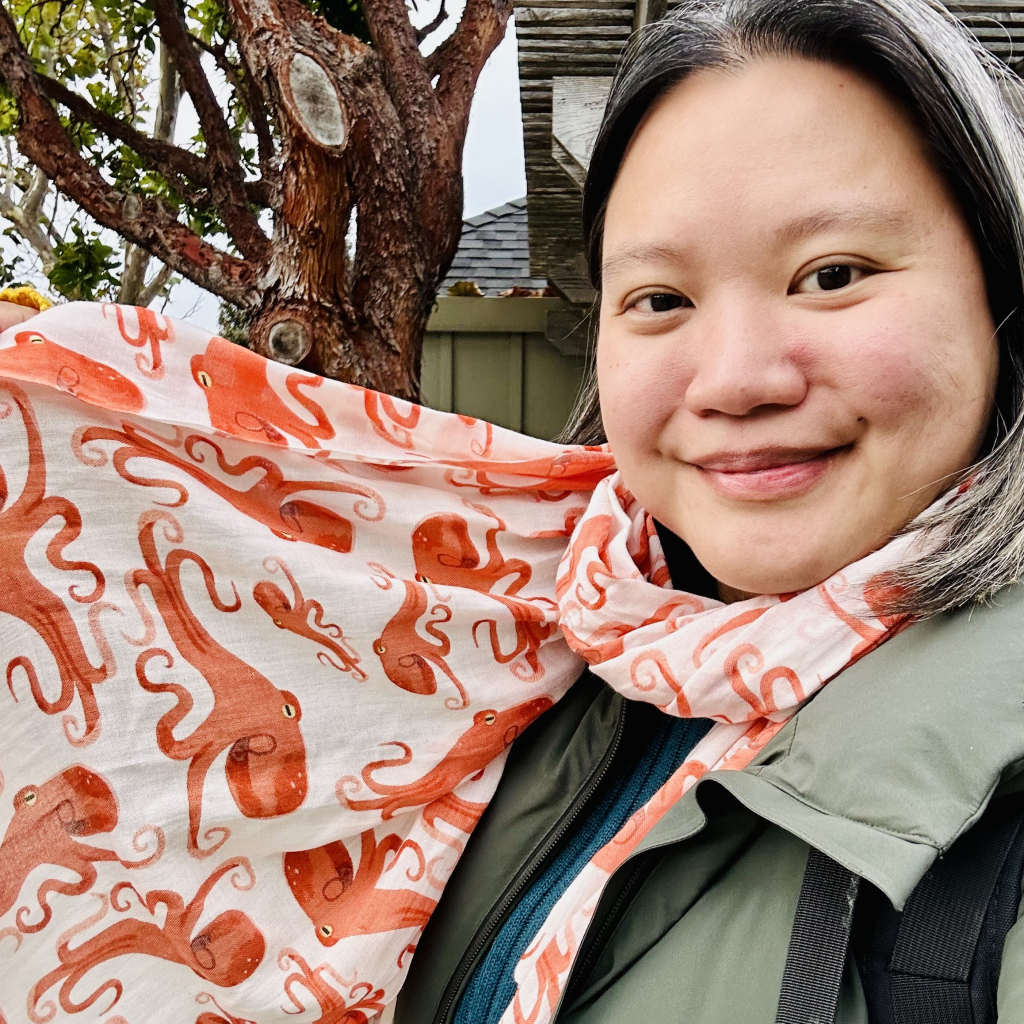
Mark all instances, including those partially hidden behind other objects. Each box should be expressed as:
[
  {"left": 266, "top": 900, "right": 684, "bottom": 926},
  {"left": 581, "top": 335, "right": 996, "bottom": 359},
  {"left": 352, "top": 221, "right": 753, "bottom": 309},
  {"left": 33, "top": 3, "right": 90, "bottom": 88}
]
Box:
[{"left": 560, "top": 0, "right": 1024, "bottom": 618}]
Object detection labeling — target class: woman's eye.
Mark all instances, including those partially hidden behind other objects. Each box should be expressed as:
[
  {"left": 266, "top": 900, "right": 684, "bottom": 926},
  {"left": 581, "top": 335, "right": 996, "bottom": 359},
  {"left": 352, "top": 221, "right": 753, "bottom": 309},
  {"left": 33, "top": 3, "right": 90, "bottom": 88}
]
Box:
[
  {"left": 633, "top": 293, "right": 686, "bottom": 313},
  {"left": 796, "top": 263, "right": 867, "bottom": 293}
]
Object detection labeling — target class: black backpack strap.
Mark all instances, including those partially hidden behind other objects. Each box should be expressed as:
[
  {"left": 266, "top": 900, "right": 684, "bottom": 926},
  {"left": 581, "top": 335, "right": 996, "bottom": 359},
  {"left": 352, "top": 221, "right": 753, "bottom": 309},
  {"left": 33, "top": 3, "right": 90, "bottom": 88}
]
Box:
[
  {"left": 779, "top": 795, "right": 1024, "bottom": 1024},
  {"left": 776, "top": 847, "right": 861, "bottom": 1024},
  {"left": 886, "top": 796, "right": 1024, "bottom": 1024}
]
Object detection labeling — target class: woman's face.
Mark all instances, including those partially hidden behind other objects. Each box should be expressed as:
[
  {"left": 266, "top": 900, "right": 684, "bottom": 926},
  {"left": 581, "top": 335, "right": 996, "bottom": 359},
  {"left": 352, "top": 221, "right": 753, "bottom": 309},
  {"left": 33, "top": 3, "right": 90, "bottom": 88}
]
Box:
[{"left": 598, "top": 56, "right": 1000, "bottom": 598}]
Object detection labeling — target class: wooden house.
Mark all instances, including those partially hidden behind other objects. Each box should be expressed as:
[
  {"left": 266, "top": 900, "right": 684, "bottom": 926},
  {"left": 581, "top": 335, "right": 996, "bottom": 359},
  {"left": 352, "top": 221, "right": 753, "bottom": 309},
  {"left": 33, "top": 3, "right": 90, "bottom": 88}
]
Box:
[
  {"left": 519, "top": 0, "right": 1024, "bottom": 300},
  {"left": 422, "top": 198, "right": 589, "bottom": 439}
]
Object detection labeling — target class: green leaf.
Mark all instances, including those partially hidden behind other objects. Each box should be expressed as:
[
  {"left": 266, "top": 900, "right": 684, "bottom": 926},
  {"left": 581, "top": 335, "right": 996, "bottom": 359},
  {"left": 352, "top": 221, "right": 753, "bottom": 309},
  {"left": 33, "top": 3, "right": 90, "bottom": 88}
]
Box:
[
  {"left": 46, "top": 223, "right": 120, "bottom": 301},
  {"left": 217, "top": 300, "right": 252, "bottom": 345},
  {"left": 0, "top": 249, "right": 28, "bottom": 289}
]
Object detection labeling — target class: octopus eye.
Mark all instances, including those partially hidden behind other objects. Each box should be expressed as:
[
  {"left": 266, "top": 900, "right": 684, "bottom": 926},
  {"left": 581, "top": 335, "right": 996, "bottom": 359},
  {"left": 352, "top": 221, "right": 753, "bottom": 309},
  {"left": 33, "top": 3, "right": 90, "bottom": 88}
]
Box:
[
  {"left": 483, "top": 712, "right": 497, "bottom": 726},
  {"left": 282, "top": 702, "right": 297, "bottom": 719},
  {"left": 22, "top": 790, "right": 37, "bottom": 806},
  {"left": 27, "top": 334, "right": 45, "bottom": 345},
  {"left": 273, "top": 618, "right": 283, "bottom": 627},
  {"left": 196, "top": 369, "right": 213, "bottom": 388},
  {"left": 417, "top": 574, "right": 432, "bottom": 584},
  {"left": 319, "top": 924, "right": 334, "bottom": 939},
  {"left": 375, "top": 643, "right": 386, "bottom": 655}
]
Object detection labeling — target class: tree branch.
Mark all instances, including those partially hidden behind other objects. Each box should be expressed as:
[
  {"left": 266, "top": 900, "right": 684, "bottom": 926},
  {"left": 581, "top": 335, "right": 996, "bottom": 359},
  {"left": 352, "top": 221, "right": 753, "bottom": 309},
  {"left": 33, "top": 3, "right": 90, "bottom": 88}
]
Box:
[
  {"left": 118, "top": 26, "right": 181, "bottom": 306},
  {"left": 413, "top": 0, "right": 510, "bottom": 263},
  {"left": 426, "top": 0, "right": 511, "bottom": 127},
  {"left": 38, "top": 75, "right": 205, "bottom": 185},
  {"left": 0, "top": 4, "right": 260, "bottom": 308},
  {"left": 21, "top": 164, "right": 47, "bottom": 221},
  {"left": 96, "top": 9, "right": 132, "bottom": 116},
  {"left": 189, "top": 31, "right": 277, "bottom": 186},
  {"left": 118, "top": 242, "right": 150, "bottom": 304},
  {"left": 137, "top": 261, "right": 175, "bottom": 307},
  {"left": 120, "top": 245, "right": 175, "bottom": 306},
  {"left": 415, "top": 0, "right": 448, "bottom": 45},
  {"left": 0, "top": 185, "right": 55, "bottom": 270},
  {"left": 151, "top": 0, "right": 271, "bottom": 262},
  {"left": 360, "top": 0, "right": 439, "bottom": 166},
  {"left": 37, "top": 73, "right": 272, "bottom": 208},
  {"left": 154, "top": 35, "right": 181, "bottom": 144},
  {"left": 423, "top": 31, "right": 454, "bottom": 80}
]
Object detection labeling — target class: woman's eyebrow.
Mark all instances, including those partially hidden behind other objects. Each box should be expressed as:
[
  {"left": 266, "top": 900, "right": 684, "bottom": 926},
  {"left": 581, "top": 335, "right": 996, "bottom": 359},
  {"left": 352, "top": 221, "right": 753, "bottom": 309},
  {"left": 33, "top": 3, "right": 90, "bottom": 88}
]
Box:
[
  {"left": 602, "top": 204, "right": 918, "bottom": 281},
  {"left": 772, "top": 204, "right": 918, "bottom": 247},
  {"left": 602, "top": 243, "right": 688, "bottom": 282}
]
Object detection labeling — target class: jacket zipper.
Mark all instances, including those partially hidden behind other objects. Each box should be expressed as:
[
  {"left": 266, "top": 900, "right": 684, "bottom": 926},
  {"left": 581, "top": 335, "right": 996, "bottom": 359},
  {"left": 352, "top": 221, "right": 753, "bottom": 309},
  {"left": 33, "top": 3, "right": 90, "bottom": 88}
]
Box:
[{"left": 433, "top": 697, "right": 629, "bottom": 1024}]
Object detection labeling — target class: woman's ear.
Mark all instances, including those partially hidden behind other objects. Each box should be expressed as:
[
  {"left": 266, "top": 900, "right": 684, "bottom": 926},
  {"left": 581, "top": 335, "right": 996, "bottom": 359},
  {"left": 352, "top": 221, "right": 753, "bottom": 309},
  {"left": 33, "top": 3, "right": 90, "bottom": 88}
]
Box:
[{"left": 0, "top": 300, "right": 39, "bottom": 332}]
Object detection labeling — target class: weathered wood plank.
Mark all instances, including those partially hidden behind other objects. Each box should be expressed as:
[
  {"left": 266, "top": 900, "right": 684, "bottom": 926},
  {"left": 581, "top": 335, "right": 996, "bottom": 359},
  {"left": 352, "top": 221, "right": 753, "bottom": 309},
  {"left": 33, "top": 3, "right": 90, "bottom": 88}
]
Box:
[
  {"left": 518, "top": 0, "right": 633, "bottom": 9},
  {"left": 517, "top": 24, "right": 633, "bottom": 36},
  {"left": 551, "top": 77, "right": 614, "bottom": 187},
  {"left": 517, "top": 0, "right": 636, "bottom": 296},
  {"left": 946, "top": 1, "right": 1024, "bottom": 11},
  {"left": 516, "top": 6, "right": 634, "bottom": 23}
]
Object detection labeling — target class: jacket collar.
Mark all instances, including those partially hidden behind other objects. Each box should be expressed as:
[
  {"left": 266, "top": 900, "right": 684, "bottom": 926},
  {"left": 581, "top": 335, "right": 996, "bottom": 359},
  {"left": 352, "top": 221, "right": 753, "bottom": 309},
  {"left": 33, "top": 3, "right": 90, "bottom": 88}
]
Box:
[{"left": 638, "top": 581, "right": 1024, "bottom": 909}]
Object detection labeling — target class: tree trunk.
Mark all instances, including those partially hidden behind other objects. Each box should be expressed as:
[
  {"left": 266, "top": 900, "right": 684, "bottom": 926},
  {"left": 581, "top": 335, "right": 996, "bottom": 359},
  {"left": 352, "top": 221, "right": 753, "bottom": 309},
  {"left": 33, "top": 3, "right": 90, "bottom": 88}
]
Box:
[{"left": 230, "top": 0, "right": 465, "bottom": 401}]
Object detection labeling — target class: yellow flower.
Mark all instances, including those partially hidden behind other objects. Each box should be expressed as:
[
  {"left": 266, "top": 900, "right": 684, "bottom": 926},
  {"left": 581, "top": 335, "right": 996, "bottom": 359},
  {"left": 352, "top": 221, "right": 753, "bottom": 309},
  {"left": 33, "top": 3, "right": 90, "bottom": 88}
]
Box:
[{"left": 0, "top": 286, "right": 53, "bottom": 312}]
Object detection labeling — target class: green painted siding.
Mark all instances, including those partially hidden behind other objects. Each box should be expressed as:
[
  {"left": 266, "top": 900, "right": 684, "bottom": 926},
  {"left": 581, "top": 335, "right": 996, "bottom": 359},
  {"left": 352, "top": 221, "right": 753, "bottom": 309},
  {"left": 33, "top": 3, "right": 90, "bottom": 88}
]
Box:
[{"left": 422, "top": 298, "right": 587, "bottom": 440}]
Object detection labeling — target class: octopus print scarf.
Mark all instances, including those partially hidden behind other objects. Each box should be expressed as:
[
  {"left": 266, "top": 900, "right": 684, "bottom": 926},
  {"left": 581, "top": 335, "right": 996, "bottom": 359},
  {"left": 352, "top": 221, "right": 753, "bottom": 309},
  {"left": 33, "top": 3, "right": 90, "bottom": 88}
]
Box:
[
  {"left": 0, "top": 302, "right": 923, "bottom": 1024},
  {"left": 499, "top": 474, "right": 923, "bottom": 1023}
]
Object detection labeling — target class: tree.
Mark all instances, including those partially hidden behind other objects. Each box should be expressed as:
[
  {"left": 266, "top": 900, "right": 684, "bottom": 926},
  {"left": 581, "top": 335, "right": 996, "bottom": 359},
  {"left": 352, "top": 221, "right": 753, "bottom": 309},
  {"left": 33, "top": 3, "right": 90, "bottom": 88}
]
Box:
[
  {"left": 0, "top": 0, "right": 512, "bottom": 398},
  {"left": 0, "top": 4, "right": 182, "bottom": 306}
]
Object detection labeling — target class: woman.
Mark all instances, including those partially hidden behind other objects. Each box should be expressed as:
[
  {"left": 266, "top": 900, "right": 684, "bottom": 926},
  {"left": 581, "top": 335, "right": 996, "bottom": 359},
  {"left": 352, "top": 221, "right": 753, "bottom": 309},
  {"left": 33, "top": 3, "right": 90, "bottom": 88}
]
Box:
[
  {"left": 1, "top": 1, "right": 1022, "bottom": 1022},
  {"left": 394, "top": 1, "right": 1024, "bottom": 1021}
]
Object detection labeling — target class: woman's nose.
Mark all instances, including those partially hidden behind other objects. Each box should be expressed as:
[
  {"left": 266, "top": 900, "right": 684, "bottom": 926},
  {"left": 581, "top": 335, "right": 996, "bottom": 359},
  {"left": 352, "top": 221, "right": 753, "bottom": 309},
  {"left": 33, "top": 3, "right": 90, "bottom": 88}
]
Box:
[{"left": 682, "top": 297, "right": 809, "bottom": 418}]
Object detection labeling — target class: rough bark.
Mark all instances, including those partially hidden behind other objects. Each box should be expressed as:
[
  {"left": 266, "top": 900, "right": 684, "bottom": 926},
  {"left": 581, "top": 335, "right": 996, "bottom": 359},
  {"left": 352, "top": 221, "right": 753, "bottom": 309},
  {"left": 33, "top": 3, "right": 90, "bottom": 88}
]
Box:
[
  {"left": 0, "top": 5, "right": 259, "bottom": 305},
  {"left": 0, "top": 0, "right": 512, "bottom": 399}
]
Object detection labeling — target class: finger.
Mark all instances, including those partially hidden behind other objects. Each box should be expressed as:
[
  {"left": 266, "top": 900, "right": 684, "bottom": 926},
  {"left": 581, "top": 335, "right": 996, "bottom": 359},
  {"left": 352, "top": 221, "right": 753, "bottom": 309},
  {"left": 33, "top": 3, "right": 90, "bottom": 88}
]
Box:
[{"left": 0, "top": 300, "right": 39, "bottom": 333}]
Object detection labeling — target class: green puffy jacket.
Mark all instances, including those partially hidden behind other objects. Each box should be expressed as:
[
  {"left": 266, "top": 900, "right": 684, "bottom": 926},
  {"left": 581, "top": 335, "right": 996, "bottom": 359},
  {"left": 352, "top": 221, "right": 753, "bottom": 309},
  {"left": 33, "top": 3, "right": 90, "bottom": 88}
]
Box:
[{"left": 396, "top": 582, "right": 1024, "bottom": 1023}]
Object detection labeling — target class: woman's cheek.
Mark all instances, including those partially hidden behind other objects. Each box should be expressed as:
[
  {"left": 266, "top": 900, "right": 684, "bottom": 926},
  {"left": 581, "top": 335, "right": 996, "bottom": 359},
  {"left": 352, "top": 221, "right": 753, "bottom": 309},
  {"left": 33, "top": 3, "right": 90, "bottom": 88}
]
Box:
[
  {"left": 599, "top": 334, "right": 687, "bottom": 456},
  {"left": 818, "top": 314, "right": 938, "bottom": 429}
]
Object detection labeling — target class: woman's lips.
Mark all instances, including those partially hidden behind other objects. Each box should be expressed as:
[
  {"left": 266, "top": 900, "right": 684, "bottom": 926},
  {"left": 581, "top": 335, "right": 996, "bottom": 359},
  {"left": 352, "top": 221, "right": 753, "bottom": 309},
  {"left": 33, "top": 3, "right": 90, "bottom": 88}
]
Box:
[{"left": 691, "top": 446, "right": 847, "bottom": 500}]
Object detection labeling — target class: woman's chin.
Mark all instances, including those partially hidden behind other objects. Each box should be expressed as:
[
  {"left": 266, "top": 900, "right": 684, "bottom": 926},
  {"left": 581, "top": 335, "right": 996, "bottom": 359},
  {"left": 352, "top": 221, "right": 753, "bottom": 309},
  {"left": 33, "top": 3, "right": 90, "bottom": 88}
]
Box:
[
  {"left": 690, "top": 533, "right": 857, "bottom": 598},
  {"left": 673, "top": 480, "right": 891, "bottom": 598}
]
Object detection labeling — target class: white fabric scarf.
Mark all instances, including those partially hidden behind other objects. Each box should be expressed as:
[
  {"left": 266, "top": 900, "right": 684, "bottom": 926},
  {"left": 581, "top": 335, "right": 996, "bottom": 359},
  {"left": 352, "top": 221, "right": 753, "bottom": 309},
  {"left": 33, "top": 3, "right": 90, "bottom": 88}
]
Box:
[{"left": 0, "top": 303, "right": 930, "bottom": 1024}]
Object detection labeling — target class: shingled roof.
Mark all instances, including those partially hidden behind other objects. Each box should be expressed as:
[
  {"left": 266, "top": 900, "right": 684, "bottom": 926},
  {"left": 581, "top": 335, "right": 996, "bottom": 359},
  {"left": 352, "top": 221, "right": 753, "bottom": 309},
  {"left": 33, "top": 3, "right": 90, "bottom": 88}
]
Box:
[{"left": 441, "top": 197, "right": 550, "bottom": 296}]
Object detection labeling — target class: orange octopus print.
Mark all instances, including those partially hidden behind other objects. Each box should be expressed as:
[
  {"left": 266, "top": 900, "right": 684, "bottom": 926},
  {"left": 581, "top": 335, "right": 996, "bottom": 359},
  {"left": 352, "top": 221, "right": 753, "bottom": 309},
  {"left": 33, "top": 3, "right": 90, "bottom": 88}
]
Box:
[
  {"left": 0, "top": 303, "right": 922, "bottom": 1024},
  {"left": 0, "top": 766, "right": 162, "bottom": 934},
  {"left": 284, "top": 829, "right": 437, "bottom": 945},
  {"left": 28, "top": 859, "right": 264, "bottom": 1021},
  {"left": 0, "top": 329, "right": 144, "bottom": 412},
  {"left": 340, "top": 697, "right": 553, "bottom": 820},
  {"left": 1, "top": 382, "right": 115, "bottom": 745},
  {"left": 131, "top": 511, "right": 308, "bottom": 856},
  {"left": 191, "top": 336, "right": 336, "bottom": 448}
]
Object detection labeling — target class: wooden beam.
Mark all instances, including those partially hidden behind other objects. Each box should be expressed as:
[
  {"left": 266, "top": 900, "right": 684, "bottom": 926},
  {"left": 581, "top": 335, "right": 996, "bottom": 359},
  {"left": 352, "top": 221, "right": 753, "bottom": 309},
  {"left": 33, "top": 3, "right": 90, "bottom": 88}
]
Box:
[{"left": 551, "top": 76, "right": 612, "bottom": 188}]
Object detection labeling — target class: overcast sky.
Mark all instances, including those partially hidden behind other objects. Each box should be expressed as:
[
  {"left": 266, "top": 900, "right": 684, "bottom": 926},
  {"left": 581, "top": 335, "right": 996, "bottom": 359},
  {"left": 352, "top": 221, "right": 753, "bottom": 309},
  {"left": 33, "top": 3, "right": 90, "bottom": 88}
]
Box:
[{"left": 167, "top": 12, "right": 527, "bottom": 331}]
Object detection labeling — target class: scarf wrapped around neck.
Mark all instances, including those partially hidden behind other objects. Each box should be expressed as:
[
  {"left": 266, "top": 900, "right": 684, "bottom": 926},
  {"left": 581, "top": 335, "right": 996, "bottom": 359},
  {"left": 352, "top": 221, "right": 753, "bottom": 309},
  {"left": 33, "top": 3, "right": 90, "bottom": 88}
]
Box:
[{"left": 0, "top": 303, "right": 925, "bottom": 1024}]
